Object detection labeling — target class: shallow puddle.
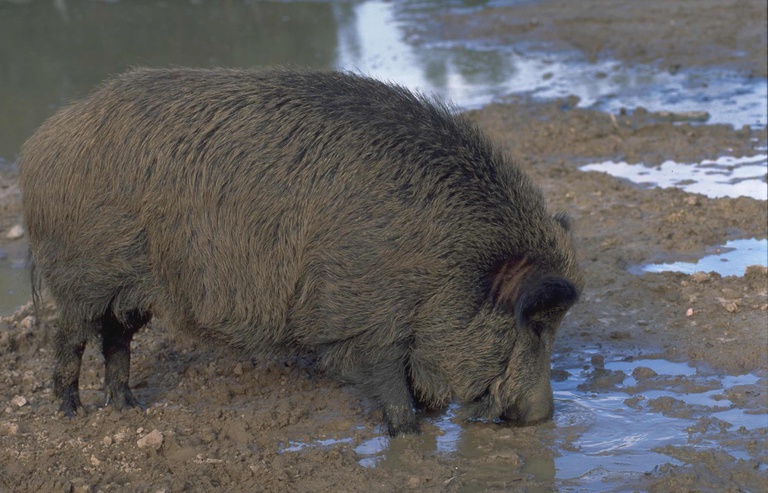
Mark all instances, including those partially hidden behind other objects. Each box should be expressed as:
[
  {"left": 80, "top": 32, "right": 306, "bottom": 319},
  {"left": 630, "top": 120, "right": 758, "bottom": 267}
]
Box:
[
  {"left": 630, "top": 238, "right": 768, "bottom": 276},
  {"left": 580, "top": 154, "right": 767, "bottom": 200},
  {"left": 581, "top": 154, "right": 767, "bottom": 277},
  {"left": 281, "top": 353, "right": 766, "bottom": 490}
]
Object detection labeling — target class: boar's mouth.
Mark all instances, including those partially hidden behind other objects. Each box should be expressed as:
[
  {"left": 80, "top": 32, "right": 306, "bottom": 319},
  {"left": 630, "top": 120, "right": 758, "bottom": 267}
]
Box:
[{"left": 460, "top": 390, "right": 552, "bottom": 427}]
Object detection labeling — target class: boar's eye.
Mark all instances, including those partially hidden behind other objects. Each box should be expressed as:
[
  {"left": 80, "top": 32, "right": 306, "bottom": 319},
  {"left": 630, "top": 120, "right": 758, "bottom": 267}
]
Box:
[
  {"left": 530, "top": 320, "right": 547, "bottom": 338},
  {"left": 515, "top": 277, "right": 579, "bottom": 332}
]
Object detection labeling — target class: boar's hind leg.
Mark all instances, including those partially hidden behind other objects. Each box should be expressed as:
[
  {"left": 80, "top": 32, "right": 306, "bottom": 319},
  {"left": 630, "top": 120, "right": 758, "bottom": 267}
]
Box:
[
  {"left": 101, "top": 310, "right": 150, "bottom": 410},
  {"left": 52, "top": 319, "right": 88, "bottom": 417}
]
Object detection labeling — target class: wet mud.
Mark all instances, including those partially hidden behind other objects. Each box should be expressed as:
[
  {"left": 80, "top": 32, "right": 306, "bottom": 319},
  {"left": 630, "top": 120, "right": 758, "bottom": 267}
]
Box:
[{"left": 1, "top": 0, "right": 766, "bottom": 491}]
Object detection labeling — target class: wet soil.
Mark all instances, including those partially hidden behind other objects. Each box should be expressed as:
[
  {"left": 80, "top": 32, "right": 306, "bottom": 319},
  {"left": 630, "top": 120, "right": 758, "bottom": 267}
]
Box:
[
  {"left": 406, "top": 0, "right": 768, "bottom": 77},
  {"left": 1, "top": 0, "right": 766, "bottom": 491}
]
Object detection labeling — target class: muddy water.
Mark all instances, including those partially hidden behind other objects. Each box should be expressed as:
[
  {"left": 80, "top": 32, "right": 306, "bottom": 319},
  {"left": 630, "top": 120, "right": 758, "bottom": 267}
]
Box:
[{"left": 276, "top": 353, "right": 766, "bottom": 490}]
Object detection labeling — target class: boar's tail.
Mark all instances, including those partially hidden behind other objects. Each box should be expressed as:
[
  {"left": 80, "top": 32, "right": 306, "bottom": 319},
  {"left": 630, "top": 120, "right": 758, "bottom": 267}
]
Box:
[{"left": 28, "top": 252, "right": 42, "bottom": 327}]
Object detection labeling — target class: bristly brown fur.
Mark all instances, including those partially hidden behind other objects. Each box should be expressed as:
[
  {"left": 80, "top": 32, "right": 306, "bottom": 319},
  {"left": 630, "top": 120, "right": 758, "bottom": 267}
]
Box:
[{"left": 18, "top": 67, "right": 583, "bottom": 435}]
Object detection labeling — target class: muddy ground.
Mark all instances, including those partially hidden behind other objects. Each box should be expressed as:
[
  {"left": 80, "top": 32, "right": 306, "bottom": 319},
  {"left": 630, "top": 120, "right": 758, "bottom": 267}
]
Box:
[{"left": 1, "top": 0, "right": 766, "bottom": 492}]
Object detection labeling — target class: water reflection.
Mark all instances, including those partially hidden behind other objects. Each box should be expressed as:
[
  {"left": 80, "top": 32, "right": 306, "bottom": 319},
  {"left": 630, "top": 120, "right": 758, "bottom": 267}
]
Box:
[
  {"left": 338, "top": 355, "right": 765, "bottom": 490},
  {"left": 0, "top": 0, "right": 344, "bottom": 160},
  {"left": 4, "top": 0, "right": 765, "bottom": 166}
]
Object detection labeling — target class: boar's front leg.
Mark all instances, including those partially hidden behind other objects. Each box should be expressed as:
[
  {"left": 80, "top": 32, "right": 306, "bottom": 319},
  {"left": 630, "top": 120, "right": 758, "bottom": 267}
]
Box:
[
  {"left": 348, "top": 355, "right": 418, "bottom": 436},
  {"left": 101, "top": 310, "right": 149, "bottom": 409}
]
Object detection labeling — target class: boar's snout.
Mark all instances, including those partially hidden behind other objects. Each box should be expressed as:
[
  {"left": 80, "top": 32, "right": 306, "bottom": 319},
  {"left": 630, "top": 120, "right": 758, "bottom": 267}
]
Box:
[{"left": 502, "top": 382, "right": 554, "bottom": 426}]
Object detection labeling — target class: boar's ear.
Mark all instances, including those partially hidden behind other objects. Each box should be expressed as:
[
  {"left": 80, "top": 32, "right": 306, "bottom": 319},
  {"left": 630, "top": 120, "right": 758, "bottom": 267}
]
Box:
[
  {"left": 514, "top": 277, "right": 580, "bottom": 331},
  {"left": 489, "top": 256, "right": 533, "bottom": 308},
  {"left": 553, "top": 211, "right": 572, "bottom": 232}
]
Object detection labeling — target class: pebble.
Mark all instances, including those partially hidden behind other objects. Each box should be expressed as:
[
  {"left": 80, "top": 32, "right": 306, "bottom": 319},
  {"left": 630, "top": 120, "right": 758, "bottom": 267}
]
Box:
[
  {"left": 632, "top": 367, "right": 658, "bottom": 380},
  {"left": 137, "top": 429, "right": 164, "bottom": 450},
  {"left": 590, "top": 354, "right": 605, "bottom": 367},
  {"left": 11, "top": 395, "right": 27, "bottom": 408},
  {"left": 0, "top": 422, "right": 19, "bottom": 436},
  {"left": 5, "top": 224, "right": 24, "bottom": 240},
  {"left": 691, "top": 272, "right": 711, "bottom": 284}
]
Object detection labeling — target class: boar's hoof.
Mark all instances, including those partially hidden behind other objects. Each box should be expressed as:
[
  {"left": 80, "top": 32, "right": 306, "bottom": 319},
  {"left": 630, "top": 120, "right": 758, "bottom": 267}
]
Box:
[
  {"left": 387, "top": 419, "right": 420, "bottom": 437},
  {"left": 385, "top": 407, "right": 420, "bottom": 436},
  {"left": 56, "top": 387, "right": 83, "bottom": 418},
  {"left": 105, "top": 387, "right": 143, "bottom": 411}
]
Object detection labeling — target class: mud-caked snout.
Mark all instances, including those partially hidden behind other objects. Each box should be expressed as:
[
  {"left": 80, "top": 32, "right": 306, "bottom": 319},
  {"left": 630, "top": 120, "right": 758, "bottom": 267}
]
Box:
[{"left": 501, "top": 380, "right": 554, "bottom": 426}]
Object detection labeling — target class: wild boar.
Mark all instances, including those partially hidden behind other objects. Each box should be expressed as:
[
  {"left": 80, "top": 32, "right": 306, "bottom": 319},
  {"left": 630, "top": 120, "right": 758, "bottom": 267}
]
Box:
[{"left": 19, "top": 68, "right": 583, "bottom": 435}]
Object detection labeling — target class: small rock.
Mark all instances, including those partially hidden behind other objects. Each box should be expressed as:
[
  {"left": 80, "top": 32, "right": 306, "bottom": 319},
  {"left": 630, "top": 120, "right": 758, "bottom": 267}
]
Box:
[
  {"left": 551, "top": 369, "right": 571, "bottom": 382},
  {"left": 691, "top": 272, "right": 711, "bottom": 284},
  {"left": 686, "top": 308, "right": 694, "bottom": 317},
  {"left": 90, "top": 454, "right": 101, "bottom": 466},
  {"left": 492, "top": 449, "right": 521, "bottom": 464},
  {"left": 624, "top": 396, "right": 644, "bottom": 409},
  {"left": 137, "top": 429, "right": 164, "bottom": 450},
  {"left": 723, "top": 301, "right": 739, "bottom": 313},
  {"left": 656, "top": 110, "right": 710, "bottom": 122},
  {"left": 0, "top": 422, "right": 19, "bottom": 436},
  {"left": 102, "top": 436, "right": 113, "bottom": 447},
  {"left": 11, "top": 395, "right": 27, "bottom": 408},
  {"left": 632, "top": 367, "right": 658, "bottom": 380},
  {"left": 5, "top": 224, "right": 24, "bottom": 240},
  {"left": 609, "top": 331, "right": 631, "bottom": 340}
]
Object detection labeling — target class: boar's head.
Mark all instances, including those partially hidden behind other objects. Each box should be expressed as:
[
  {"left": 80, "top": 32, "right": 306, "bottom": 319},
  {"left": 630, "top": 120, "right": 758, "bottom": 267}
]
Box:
[{"left": 411, "top": 213, "right": 583, "bottom": 427}]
